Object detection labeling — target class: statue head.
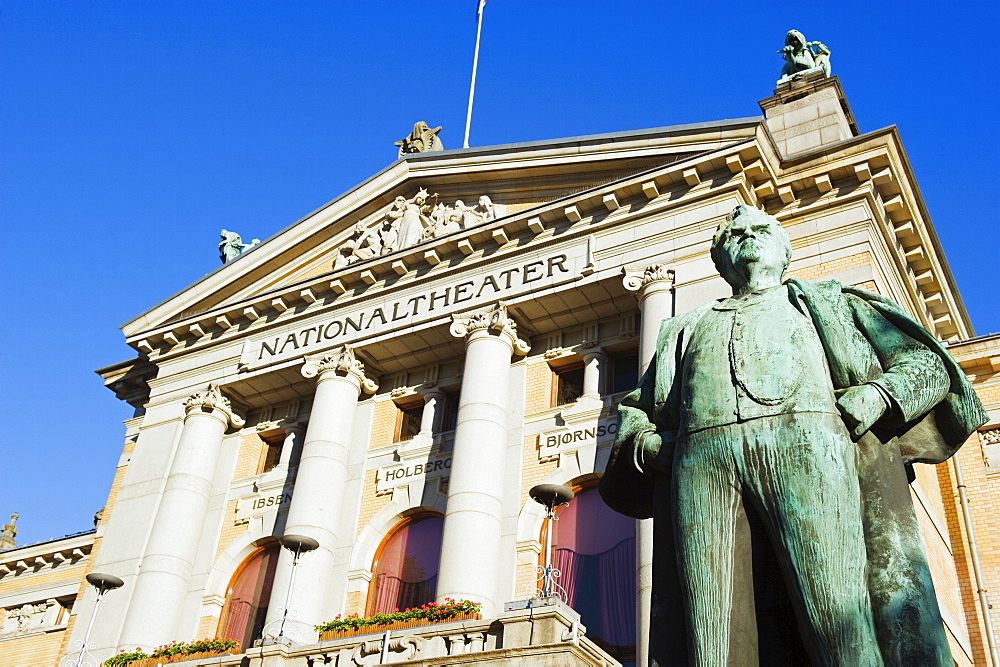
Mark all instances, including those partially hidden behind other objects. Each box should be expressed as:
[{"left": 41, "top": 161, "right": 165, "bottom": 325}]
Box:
[
  {"left": 479, "top": 195, "right": 492, "bottom": 207},
  {"left": 711, "top": 205, "right": 791, "bottom": 290},
  {"left": 785, "top": 30, "right": 807, "bottom": 50}
]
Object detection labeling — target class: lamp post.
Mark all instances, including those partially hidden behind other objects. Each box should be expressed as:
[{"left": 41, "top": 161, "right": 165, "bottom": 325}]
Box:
[
  {"left": 273, "top": 534, "right": 319, "bottom": 645},
  {"left": 529, "top": 484, "right": 575, "bottom": 600},
  {"left": 64, "top": 573, "right": 124, "bottom": 667}
]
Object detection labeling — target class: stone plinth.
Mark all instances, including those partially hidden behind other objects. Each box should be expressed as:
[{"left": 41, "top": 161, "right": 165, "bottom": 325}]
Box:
[{"left": 759, "top": 73, "right": 858, "bottom": 157}]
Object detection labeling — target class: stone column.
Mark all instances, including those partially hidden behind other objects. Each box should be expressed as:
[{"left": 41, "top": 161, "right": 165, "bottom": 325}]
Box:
[
  {"left": 581, "top": 350, "right": 606, "bottom": 399},
  {"left": 622, "top": 264, "right": 675, "bottom": 666},
  {"left": 267, "top": 346, "right": 377, "bottom": 641},
  {"left": 120, "top": 384, "right": 244, "bottom": 650},
  {"left": 436, "top": 303, "right": 529, "bottom": 617}
]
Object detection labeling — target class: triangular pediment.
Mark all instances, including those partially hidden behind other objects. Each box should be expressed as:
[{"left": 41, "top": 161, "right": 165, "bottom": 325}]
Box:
[{"left": 121, "top": 118, "right": 762, "bottom": 345}]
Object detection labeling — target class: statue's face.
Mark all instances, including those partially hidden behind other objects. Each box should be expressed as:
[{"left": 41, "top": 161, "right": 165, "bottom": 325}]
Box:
[
  {"left": 715, "top": 215, "right": 789, "bottom": 285},
  {"left": 415, "top": 195, "right": 425, "bottom": 204}
]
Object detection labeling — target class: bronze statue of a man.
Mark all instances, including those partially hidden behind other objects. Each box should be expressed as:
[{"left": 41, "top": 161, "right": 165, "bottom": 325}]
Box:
[{"left": 601, "top": 205, "right": 987, "bottom": 665}]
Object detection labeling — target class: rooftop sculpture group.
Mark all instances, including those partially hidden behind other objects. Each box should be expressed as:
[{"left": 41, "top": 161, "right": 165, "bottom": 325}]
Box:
[
  {"left": 333, "top": 190, "right": 498, "bottom": 270},
  {"left": 778, "top": 29, "right": 831, "bottom": 81}
]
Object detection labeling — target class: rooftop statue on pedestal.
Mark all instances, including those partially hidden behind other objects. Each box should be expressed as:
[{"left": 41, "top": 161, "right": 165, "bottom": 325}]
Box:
[
  {"left": 601, "top": 205, "right": 987, "bottom": 666},
  {"left": 0, "top": 512, "right": 17, "bottom": 550},
  {"left": 219, "top": 229, "right": 260, "bottom": 264},
  {"left": 394, "top": 121, "right": 444, "bottom": 158},
  {"left": 778, "top": 29, "right": 831, "bottom": 81}
]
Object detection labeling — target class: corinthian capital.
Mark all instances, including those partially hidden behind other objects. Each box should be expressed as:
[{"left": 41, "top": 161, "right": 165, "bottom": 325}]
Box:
[
  {"left": 301, "top": 345, "right": 378, "bottom": 393},
  {"left": 183, "top": 383, "right": 245, "bottom": 429},
  {"left": 450, "top": 302, "right": 530, "bottom": 354},
  {"left": 622, "top": 264, "right": 675, "bottom": 292}
]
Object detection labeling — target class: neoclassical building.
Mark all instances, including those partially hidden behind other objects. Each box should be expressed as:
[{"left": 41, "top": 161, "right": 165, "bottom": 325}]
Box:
[{"left": 2, "top": 71, "right": 999, "bottom": 666}]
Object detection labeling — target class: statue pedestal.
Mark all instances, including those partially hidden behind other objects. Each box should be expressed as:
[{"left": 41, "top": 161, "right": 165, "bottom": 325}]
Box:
[{"left": 759, "top": 73, "right": 858, "bottom": 157}]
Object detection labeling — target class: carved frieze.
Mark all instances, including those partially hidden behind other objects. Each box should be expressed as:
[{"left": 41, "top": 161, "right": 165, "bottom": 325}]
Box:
[{"left": 332, "top": 190, "right": 502, "bottom": 271}]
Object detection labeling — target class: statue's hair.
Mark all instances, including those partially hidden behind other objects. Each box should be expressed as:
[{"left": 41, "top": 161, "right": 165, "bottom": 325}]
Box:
[
  {"left": 785, "top": 29, "right": 807, "bottom": 46},
  {"left": 710, "top": 205, "right": 792, "bottom": 274}
]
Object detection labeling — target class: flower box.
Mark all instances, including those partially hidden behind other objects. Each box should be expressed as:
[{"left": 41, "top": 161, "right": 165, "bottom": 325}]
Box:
[
  {"left": 318, "top": 611, "right": 482, "bottom": 640},
  {"left": 123, "top": 648, "right": 241, "bottom": 666},
  {"left": 314, "top": 599, "right": 484, "bottom": 641},
  {"left": 104, "top": 640, "right": 241, "bottom": 666}
]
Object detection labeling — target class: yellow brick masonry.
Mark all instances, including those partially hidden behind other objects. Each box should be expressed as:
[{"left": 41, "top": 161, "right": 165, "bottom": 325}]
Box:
[
  {"left": 785, "top": 250, "right": 872, "bottom": 284},
  {"left": 925, "top": 358, "right": 1000, "bottom": 667},
  {"left": 213, "top": 433, "right": 271, "bottom": 567},
  {"left": 0, "top": 631, "right": 65, "bottom": 667},
  {"left": 524, "top": 360, "right": 554, "bottom": 415}
]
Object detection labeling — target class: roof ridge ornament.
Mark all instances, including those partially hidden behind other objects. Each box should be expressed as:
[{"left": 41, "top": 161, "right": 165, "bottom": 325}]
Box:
[
  {"left": 394, "top": 121, "right": 444, "bottom": 158},
  {"left": 219, "top": 229, "right": 260, "bottom": 264}
]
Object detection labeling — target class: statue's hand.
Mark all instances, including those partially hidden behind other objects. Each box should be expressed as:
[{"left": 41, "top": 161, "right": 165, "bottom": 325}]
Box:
[{"left": 836, "top": 383, "right": 888, "bottom": 439}]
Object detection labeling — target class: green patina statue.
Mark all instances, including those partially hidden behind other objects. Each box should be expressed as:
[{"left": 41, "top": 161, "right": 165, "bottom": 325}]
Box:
[
  {"left": 779, "top": 29, "right": 831, "bottom": 80},
  {"left": 600, "top": 205, "right": 987, "bottom": 665}
]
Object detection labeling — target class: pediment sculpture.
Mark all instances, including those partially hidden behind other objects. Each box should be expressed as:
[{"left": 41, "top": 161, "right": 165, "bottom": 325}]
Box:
[
  {"left": 778, "top": 29, "right": 831, "bottom": 81},
  {"left": 332, "top": 190, "right": 501, "bottom": 271}
]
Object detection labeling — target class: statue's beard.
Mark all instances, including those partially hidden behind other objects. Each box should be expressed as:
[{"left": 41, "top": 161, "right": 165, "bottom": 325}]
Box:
[
  {"left": 735, "top": 239, "right": 763, "bottom": 262},
  {"left": 718, "top": 242, "right": 786, "bottom": 291}
]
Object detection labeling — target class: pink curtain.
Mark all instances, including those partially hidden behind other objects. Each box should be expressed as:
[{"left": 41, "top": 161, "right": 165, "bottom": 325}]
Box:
[
  {"left": 222, "top": 544, "right": 280, "bottom": 650},
  {"left": 371, "top": 516, "right": 443, "bottom": 613},
  {"left": 552, "top": 489, "right": 636, "bottom": 655}
]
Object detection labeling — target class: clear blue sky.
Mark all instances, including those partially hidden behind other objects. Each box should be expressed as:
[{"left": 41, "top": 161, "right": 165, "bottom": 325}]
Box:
[{"left": 2, "top": 1, "right": 997, "bottom": 546}]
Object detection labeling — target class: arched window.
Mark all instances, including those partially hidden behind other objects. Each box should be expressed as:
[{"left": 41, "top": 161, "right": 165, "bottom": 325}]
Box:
[
  {"left": 219, "top": 543, "right": 280, "bottom": 651},
  {"left": 369, "top": 514, "right": 443, "bottom": 614},
  {"left": 550, "top": 485, "right": 636, "bottom": 665}
]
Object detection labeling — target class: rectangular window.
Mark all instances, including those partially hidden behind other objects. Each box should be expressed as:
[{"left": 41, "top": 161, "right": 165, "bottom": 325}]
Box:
[
  {"left": 395, "top": 402, "right": 424, "bottom": 442},
  {"left": 552, "top": 363, "right": 585, "bottom": 407},
  {"left": 258, "top": 438, "right": 282, "bottom": 474},
  {"left": 610, "top": 353, "right": 640, "bottom": 394},
  {"left": 440, "top": 390, "right": 460, "bottom": 432}
]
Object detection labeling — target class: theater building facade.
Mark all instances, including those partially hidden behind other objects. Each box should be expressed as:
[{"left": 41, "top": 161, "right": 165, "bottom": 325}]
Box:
[{"left": 3, "top": 74, "right": 1000, "bottom": 666}]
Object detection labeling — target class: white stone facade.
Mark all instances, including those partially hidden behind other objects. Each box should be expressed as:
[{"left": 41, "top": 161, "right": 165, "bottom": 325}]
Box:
[{"left": 19, "top": 75, "right": 993, "bottom": 666}]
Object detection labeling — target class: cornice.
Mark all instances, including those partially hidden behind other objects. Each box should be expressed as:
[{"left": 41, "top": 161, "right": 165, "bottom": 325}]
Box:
[{"left": 0, "top": 532, "right": 94, "bottom": 576}]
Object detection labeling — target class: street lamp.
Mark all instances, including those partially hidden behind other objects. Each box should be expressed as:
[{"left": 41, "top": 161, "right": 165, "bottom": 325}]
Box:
[
  {"left": 529, "top": 484, "right": 575, "bottom": 600},
  {"left": 272, "top": 534, "right": 319, "bottom": 645},
  {"left": 62, "top": 572, "right": 124, "bottom": 667}
]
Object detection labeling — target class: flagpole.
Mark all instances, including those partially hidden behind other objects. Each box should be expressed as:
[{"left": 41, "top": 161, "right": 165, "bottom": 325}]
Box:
[{"left": 463, "top": 3, "right": 485, "bottom": 148}]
